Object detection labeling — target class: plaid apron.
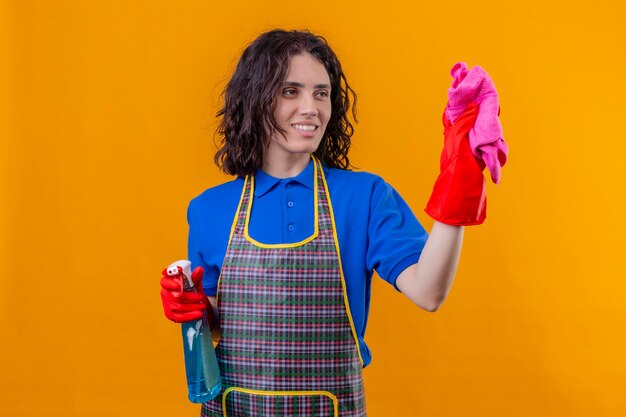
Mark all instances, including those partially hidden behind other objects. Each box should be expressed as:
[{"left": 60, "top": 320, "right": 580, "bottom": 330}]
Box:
[{"left": 201, "top": 157, "right": 366, "bottom": 417}]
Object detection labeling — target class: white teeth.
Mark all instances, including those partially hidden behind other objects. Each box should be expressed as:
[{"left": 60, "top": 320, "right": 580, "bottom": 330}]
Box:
[{"left": 292, "top": 124, "right": 317, "bottom": 131}]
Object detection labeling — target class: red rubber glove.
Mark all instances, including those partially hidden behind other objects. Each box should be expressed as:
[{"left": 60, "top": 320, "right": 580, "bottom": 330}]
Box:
[
  {"left": 160, "top": 266, "right": 209, "bottom": 323},
  {"left": 425, "top": 101, "right": 487, "bottom": 226}
]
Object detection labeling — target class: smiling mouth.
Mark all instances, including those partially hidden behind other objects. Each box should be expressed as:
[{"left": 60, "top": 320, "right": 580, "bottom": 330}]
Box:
[{"left": 291, "top": 124, "right": 319, "bottom": 132}]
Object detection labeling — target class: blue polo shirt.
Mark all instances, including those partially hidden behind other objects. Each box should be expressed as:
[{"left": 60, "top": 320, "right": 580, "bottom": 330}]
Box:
[{"left": 187, "top": 158, "right": 428, "bottom": 367}]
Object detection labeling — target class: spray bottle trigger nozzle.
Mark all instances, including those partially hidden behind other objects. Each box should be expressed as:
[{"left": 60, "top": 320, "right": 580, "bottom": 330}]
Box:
[{"left": 166, "top": 266, "right": 183, "bottom": 277}]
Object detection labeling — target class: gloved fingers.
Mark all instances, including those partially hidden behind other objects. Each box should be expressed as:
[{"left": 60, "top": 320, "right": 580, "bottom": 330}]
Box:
[
  {"left": 178, "top": 291, "right": 207, "bottom": 304},
  {"left": 440, "top": 104, "right": 481, "bottom": 168},
  {"left": 160, "top": 287, "right": 207, "bottom": 304},
  {"left": 169, "top": 301, "right": 207, "bottom": 314},
  {"left": 455, "top": 102, "right": 479, "bottom": 126},
  {"left": 427, "top": 100, "right": 487, "bottom": 226},
  {"left": 167, "top": 310, "right": 204, "bottom": 323},
  {"left": 161, "top": 292, "right": 206, "bottom": 314},
  {"left": 161, "top": 276, "right": 182, "bottom": 292},
  {"left": 191, "top": 267, "right": 206, "bottom": 297},
  {"left": 191, "top": 266, "right": 204, "bottom": 283}
]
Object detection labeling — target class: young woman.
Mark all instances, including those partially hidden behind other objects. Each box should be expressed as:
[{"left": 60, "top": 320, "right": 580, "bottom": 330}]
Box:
[{"left": 161, "top": 29, "right": 490, "bottom": 417}]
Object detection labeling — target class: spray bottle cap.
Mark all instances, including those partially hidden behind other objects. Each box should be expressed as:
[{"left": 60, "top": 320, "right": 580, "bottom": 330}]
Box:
[{"left": 165, "top": 260, "right": 193, "bottom": 294}]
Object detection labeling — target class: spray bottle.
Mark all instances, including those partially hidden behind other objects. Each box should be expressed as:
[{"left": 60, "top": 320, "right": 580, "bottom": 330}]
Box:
[{"left": 165, "top": 260, "right": 222, "bottom": 403}]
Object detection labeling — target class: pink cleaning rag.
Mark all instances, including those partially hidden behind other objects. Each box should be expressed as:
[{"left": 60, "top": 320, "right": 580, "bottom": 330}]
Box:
[{"left": 444, "top": 62, "right": 508, "bottom": 184}]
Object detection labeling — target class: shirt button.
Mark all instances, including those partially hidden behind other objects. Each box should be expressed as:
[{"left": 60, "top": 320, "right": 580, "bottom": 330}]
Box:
[
  {"left": 287, "top": 201, "right": 294, "bottom": 208},
  {"left": 288, "top": 224, "right": 294, "bottom": 231}
]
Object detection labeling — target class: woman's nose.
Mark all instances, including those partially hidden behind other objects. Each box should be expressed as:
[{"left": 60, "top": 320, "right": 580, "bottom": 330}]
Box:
[{"left": 298, "top": 94, "right": 318, "bottom": 116}]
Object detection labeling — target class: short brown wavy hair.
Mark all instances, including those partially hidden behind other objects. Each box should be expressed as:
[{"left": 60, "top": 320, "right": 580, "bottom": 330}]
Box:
[{"left": 214, "top": 29, "right": 358, "bottom": 176}]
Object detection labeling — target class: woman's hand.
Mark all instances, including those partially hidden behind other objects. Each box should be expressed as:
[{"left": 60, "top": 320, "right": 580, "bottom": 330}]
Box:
[
  {"left": 160, "top": 266, "right": 209, "bottom": 323},
  {"left": 424, "top": 102, "right": 487, "bottom": 226}
]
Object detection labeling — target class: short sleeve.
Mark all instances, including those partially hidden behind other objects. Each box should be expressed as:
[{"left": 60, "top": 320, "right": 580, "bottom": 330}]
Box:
[
  {"left": 366, "top": 181, "right": 429, "bottom": 290},
  {"left": 187, "top": 200, "right": 219, "bottom": 296}
]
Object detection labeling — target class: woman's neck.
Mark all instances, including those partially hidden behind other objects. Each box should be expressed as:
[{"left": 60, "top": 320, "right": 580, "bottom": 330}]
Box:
[{"left": 262, "top": 153, "right": 311, "bottom": 179}]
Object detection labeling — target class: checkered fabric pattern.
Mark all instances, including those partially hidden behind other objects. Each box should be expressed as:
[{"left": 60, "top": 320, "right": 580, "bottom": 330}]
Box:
[
  {"left": 222, "top": 391, "right": 335, "bottom": 416},
  {"left": 201, "top": 158, "right": 366, "bottom": 416}
]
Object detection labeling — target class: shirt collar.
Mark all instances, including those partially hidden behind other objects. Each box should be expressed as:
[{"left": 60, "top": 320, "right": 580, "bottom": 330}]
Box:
[{"left": 254, "top": 158, "right": 315, "bottom": 198}]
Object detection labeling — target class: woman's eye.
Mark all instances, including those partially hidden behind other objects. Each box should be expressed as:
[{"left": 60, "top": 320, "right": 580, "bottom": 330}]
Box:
[
  {"left": 316, "top": 91, "right": 329, "bottom": 98},
  {"left": 283, "top": 89, "right": 297, "bottom": 96}
]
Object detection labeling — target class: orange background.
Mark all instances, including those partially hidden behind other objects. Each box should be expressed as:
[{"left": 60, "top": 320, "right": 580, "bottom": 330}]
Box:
[{"left": 2, "top": 0, "right": 626, "bottom": 416}]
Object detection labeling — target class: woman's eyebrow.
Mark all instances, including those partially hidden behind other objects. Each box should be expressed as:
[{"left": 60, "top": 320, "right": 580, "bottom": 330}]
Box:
[{"left": 282, "top": 81, "right": 331, "bottom": 89}]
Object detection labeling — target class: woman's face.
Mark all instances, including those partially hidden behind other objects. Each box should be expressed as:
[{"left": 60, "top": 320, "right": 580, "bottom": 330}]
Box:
[{"left": 266, "top": 53, "right": 332, "bottom": 163}]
